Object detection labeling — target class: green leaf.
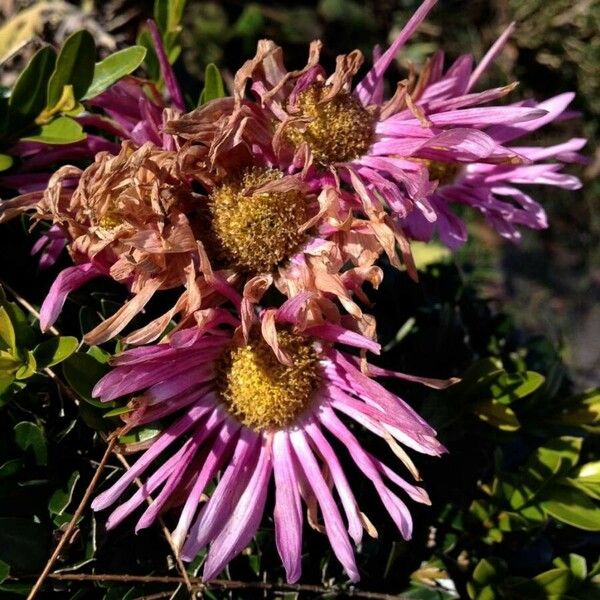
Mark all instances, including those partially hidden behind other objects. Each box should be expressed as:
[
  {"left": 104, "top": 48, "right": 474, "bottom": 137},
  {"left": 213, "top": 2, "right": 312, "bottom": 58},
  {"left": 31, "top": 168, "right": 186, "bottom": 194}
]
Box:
[
  {"left": 22, "top": 115, "right": 85, "bottom": 145},
  {"left": 14, "top": 349, "right": 37, "bottom": 380},
  {"left": 541, "top": 486, "right": 600, "bottom": 531},
  {"left": 0, "top": 306, "right": 16, "bottom": 354},
  {"left": 553, "top": 554, "right": 587, "bottom": 581},
  {"left": 0, "top": 560, "right": 9, "bottom": 585},
  {"left": 137, "top": 29, "right": 160, "bottom": 82},
  {"left": 514, "top": 437, "right": 583, "bottom": 507},
  {"left": 49, "top": 471, "right": 80, "bottom": 516},
  {"left": 473, "top": 399, "right": 520, "bottom": 431},
  {"left": 533, "top": 568, "right": 572, "bottom": 596},
  {"left": 568, "top": 461, "right": 600, "bottom": 500},
  {"left": 14, "top": 421, "right": 47, "bottom": 466},
  {"left": 0, "top": 518, "right": 50, "bottom": 574},
  {"left": 8, "top": 46, "right": 56, "bottom": 125},
  {"left": 199, "top": 63, "right": 226, "bottom": 105},
  {"left": 0, "top": 458, "right": 22, "bottom": 479},
  {"left": 154, "top": 0, "right": 187, "bottom": 35},
  {"left": 82, "top": 46, "right": 147, "bottom": 100},
  {"left": 47, "top": 30, "right": 96, "bottom": 105},
  {"left": 62, "top": 351, "right": 110, "bottom": 406},
  {"left": 490, "top": 371, "right": 545, "bottom": 404},
  {"left": 0, "top": 154, "right": 13, "bottom": 172},
  {"left": 119, "top": 425, "right": 162, "bottom": 446},
  {"left": 103, "top": 405, "right": 134, "bottom": 418},
  {"left": 33, "top": 336, "right": 78, "bottom": 369},
  {"left": 473, "top": 558, "right": 504, "bottom": 585},
  {"left": 0, "top": 287, "right": 36, "bottom": 349}
]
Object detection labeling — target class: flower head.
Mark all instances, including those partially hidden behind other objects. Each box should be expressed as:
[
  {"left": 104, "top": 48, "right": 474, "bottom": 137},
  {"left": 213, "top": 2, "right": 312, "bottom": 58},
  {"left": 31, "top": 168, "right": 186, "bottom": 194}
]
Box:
[
  {"left": 178, "top": 0, "right": 582, "bottom": 279},
  {"left": 91, "top": 303, "right": 453, "bottom": 582},
  {"left": 0, "top": 142, "right": 213, "bottom": 344}
]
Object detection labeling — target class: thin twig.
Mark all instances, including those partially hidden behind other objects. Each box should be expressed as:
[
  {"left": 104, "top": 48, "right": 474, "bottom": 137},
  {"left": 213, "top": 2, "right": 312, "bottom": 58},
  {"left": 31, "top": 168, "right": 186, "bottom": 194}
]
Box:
[
  {"left": 43, "top": 573, "right": 409, "bottom": 598},
  {"left": 0, "top": 279, "right": 60, "bottom": 335},
  {"left": 114, "top": 452, "right": 194, "bottom": 595},
  {"left": 26, "top": 435, "right": 120, "bottom": 600}
]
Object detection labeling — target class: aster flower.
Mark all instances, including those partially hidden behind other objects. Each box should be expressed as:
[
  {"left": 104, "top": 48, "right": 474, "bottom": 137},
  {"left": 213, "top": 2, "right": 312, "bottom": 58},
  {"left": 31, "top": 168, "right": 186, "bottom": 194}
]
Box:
[
  {"left": 401, "top": 27, "right": 586, "bottom": 247},
  {"left": 195, "top": 0, "right": 565, "bottom": 278},
  {"left": 0, "top": 141, "right": 217, "bottom": 344},
  {"left": 167, "top": 123, "right": 385, "bottom": 338},
  {"left": 90, "top": 300, "right": 454, "bottom": 582}
]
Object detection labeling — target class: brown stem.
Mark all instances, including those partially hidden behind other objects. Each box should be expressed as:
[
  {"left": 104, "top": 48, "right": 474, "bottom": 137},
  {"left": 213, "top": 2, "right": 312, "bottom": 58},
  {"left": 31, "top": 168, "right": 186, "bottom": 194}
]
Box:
[
  {"left": 26, "top": 435, "right": 120, "bottom": 600},
  {"left": 37, "top": 573, "right": 410, "bottom": 599}
]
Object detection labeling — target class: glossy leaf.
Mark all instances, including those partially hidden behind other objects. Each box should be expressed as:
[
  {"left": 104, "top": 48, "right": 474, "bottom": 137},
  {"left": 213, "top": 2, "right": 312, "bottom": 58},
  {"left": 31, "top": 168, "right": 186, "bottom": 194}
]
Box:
[
  {"left": 82, "top": 46, "right": 147, "bottom": 100},
  {"left": 490, "top": 371, "right": 545, "bottom": 404},
  {"left": 14, "top": 349, "right": 36, "bottom": 380},
  {"left": 47, "top": 30, "right": 96, "bottom": 105},
  {"left": 48, "top": 471, "right": 80, "bottom": 516},
  {"left": 62, "top": 352, "right": 110, "bottom": 406},
  {"left": 137, "top": 29, "right": 160, "bottom": 82},
  {"left": 568, "top": 461, "right": 600, "bottom": 500},
  {"left": 473, "top": 399, "right": 520, "bottom": 431},
  {"left": 22, "top": 116, "right": 85, "bottom": 145},
  {"left": 0, "top": 307, "right": 16, "bottom": 354},
  {"left": 199, "top": 63, "right": 226, "bottom": 105},
  {"left": 14, "top": 421, "right": 47, "bottom": 466},
  {"left": 33, "top": 336, "right": 78, "bottom": 369},
  {"left": 533, "top": 568, "right": 572, "bottom": 595},
  {"left": 8, "top": 46, "right": 56, "bottom": 124},
  {"left": 0, "top": 154, "right": 13, "bottom": 172},
  {"left": 540, "top": 486, "right": 600, "bottom": 531}
]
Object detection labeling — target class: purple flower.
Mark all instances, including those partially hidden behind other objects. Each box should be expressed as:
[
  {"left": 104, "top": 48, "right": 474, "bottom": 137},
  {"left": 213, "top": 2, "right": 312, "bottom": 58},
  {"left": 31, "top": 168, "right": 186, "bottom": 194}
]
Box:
[
  {"left": 401, "top": 25, "right": 586, "bottom": 247},
  {"left": 220, "top": 0, "right": 558, "bottom": 276},
  {"left": 91, "top": 302, "right": 454, "bottom": 582}
]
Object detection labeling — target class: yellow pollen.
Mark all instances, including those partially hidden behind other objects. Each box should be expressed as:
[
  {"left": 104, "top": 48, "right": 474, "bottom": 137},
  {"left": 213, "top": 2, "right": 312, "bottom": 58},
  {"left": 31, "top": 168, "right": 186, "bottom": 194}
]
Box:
[
  {"left": 287, "top": 84, "right": 376, "bottom": 165},
  {"left": 98, "top": 213, "right": 121, "bottom": 230},
  {"left": 216, "top": 332, "right": 321, "bottom": 431},
  {"left": 420, "top": 159, "right": 462, "bottom": 186},
  {"left": 208, "top": 168, "right": 309, "bottom": 273}
]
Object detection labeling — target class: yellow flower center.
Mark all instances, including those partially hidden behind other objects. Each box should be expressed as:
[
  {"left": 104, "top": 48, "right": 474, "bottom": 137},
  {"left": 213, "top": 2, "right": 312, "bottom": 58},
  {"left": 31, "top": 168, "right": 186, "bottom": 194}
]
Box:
[
  {"left": 420, "top": 159, "right": 462, "bottom": 186},
  {"left": 208, "top": 168, "right": 309, "bottom": 273},
  {"left": 216, "top": 332, "right": 321, "bottom": 431},
  {"left": 98, "top": 213, "right": 121, "bottom": 230},
  {"left": 288, "top": 84, "right": 376, "bottom": 164}
]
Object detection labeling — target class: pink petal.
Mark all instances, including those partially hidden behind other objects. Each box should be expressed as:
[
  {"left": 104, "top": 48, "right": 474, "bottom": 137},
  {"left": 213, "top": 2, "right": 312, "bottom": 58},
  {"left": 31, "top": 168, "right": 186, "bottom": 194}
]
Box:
[
  {"left": 305, "top": 420, "right": 364, "bottom": 544},
  {"left": 181, "top": 429, "right": 259, "bottom": 561},
  {"left": 272, "top": 431, "right": 303, "bottom": 583},
  {"left": 355, "top": 0, "right": 438, "bottom": 105},
  {"left": 289, "top": 429, "right": 360, "bottom": 582},
  {"left": 202, "top": 436, "right": 272, "bottom": 580},
  {"left": 39, "top": 263, "right": 101, "bottom": 331}
]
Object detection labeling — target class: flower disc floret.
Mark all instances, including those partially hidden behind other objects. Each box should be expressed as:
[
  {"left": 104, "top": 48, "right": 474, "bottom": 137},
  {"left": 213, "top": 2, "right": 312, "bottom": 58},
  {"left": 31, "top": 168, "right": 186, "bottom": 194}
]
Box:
[
  {"left": 209, "top": 168, "right": 309, "bottom": 272},
  {"left": 216, "top": 332, "right": 321, "bottom": 431},
  {"left": 288, "top": 84, "right": 376, "bottom": 164}
]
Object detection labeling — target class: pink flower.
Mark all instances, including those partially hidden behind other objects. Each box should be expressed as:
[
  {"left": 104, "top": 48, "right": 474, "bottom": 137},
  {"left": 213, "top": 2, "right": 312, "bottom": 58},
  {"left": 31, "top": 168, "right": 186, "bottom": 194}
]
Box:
[
  {"left": 91, "top": 302, "right": 454, "bottom": 582},
  {"left": 401, "top": 25, "right": 586, "bottom": 247},
  {"left": 214, "top": 0, "right": 555, "bottom": 277},
  {"left": 1, "top": 142, "right": 219, "bottom": 344}
]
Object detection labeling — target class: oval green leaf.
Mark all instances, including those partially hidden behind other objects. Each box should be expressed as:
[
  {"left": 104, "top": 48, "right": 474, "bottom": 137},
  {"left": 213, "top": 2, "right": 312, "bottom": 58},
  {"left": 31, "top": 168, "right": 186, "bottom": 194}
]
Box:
[
  {"left": 33, "top": 336, "right": 79, "bottom": 369},
  {"left": 14, "top": 421, "right": 47, "bottom": 466},
  {"left": 199, "top": 63, "right": 226, "bottom": 105},
  {"left": 8, "top": 46, "right": 56, "bottom": 124},
  {"left": 62, "top": 351, "right": 110, "bottom": 406},
  {"left": 541, "top": 486, "right": 600, "bottom": 531},
  {"left": 0, "top": 154, "right": 13, "bottom": 172},
  {"left": 82, "top": 46, "right": 147, "bottom": 100},
  {"left": 22, "top": 116, "right": 85, "bottom": 145},
  {"left": 47, "top": 30, "right": 96, "bottom": 105}
]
